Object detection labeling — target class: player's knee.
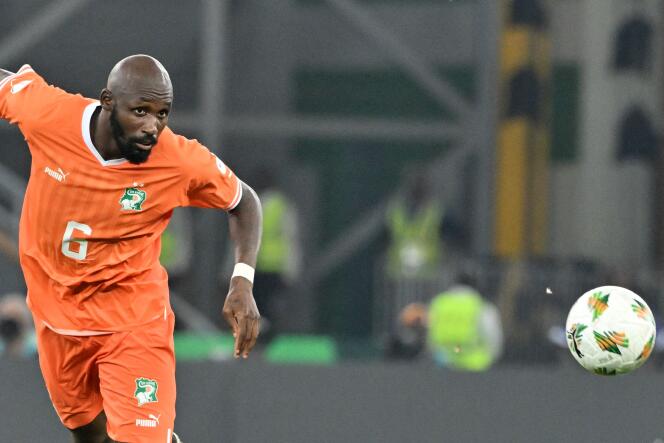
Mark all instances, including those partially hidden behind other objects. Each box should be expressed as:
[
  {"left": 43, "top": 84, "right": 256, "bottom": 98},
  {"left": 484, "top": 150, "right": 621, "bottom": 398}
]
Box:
[
  {"left": 71, "top": 430, "right": 112, "bottom": 443},
  {"left": 70, "top": 412, "right": 111, "bottom": 443}
]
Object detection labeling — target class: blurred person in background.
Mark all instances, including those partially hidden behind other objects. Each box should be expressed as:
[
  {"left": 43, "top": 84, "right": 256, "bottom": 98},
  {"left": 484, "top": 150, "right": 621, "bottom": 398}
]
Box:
[
  {"left": 385, "top": 172, "right": 444, "bottom": 281},
  {"left": 0, "top": 292, "right": 36, "bottom": 359},
  {"left": 388, "top": 273, "right": 503, "bottom": 371},
  {"left": 252, "top": 167, "right": 301, "bottom": 341},
  {"left": 159, "top": 209, "right": 193, "bottom": 280},
  {"left": 380, "top": 167, "right": 467, "bottom": 348},
  {"left": 0, "top": 54, "right": 262, "bottom": 443},
  {"left": 383, "top": 168, "right": 467, "bottom": 279}
]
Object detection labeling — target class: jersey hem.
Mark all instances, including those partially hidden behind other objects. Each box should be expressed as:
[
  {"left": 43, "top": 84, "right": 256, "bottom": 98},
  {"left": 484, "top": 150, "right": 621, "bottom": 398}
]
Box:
[
  {"left": 37, "top": 313, "right": 164, "bottom": 336},
  {"left": 42, "top": 320, "right": 113, "bottom": 336}
]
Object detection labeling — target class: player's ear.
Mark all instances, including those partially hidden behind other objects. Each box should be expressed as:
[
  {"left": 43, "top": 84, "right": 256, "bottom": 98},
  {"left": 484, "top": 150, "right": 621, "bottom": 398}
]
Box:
[{"left": 100, "top": 88, "right": 114, "bottom": 111}]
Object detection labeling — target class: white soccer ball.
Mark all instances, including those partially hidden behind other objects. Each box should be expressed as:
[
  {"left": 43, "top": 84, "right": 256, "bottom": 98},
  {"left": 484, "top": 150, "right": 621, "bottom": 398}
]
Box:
[{"left": 565, "top": 285, "right": 656, "bottom": 375}]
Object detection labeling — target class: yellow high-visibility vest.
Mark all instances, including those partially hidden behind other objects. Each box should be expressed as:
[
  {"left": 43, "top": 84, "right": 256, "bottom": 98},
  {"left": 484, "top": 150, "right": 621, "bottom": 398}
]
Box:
[
  {"left": 428, "top": 288, "right": 493, "bottom": 371},
  {"left": 386, "top": 199, "right": 443, "bottom": 278},
  {"left": 257, "top": 191, "right": 289, "bottom": 274}
]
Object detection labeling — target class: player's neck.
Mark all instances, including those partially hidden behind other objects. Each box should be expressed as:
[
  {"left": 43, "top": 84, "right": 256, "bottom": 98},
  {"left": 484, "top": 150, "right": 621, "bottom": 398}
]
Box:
[{"left": 90, "top": 107, "right": 123, "bottom": 161}]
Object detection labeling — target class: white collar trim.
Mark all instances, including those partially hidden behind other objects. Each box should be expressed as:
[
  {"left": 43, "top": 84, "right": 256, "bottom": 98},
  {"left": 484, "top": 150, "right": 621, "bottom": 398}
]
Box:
[{"left": 81, "top": 102, "right": 127, "bottom": 166}]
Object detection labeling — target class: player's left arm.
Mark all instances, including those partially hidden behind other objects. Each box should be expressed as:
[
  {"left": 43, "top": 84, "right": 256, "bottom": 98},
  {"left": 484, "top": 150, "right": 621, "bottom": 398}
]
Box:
[
  {"left": 223, "top": 181, "right": 263, "bottom": 359},
  {"left": 0, "top": 69, "right": 14, "bottom": 82}
]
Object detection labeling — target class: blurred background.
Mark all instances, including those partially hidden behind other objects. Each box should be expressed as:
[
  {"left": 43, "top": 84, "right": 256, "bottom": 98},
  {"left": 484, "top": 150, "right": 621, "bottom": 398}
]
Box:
[{"left": 1, "top": 0, "right": 664, "bottom": 442}]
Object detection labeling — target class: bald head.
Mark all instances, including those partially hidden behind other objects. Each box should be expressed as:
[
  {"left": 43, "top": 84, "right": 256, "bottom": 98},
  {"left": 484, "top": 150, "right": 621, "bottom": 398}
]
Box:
[
  {"left": 107, "top": 54, "right": 172, "bottom": 98},
  {"left": 96, "top": 54, "right": 174, "bottom": 164}
]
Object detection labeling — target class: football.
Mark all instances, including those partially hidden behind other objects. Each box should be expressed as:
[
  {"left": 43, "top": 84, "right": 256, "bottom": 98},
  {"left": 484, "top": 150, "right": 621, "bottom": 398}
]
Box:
[{"left": 565, "top": 286, "right": 656, "bottom": 375}]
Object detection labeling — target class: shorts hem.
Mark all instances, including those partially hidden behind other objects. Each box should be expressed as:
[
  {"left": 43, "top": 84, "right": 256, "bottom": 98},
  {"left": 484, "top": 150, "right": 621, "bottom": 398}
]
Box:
[
  {"left": 61, "top": 406, "right": 104, "bottom": 430},
  {"left": 108, "top": 427, "right": 174, "bottom": 443}
]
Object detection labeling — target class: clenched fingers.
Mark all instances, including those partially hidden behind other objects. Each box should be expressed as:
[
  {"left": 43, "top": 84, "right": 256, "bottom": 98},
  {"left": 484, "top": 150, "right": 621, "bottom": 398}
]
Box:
[
  {"left": 240, "top": 319, "right": 260, "bottom": 358},
  {"left": 235, "top": 314, "right": 260, "bottom": 358}
]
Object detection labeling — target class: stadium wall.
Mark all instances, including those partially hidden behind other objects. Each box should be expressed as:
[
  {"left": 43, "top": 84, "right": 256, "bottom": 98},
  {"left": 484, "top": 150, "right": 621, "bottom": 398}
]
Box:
[{"left": 1, "top": 359, "right": 661, "bottom": 443}]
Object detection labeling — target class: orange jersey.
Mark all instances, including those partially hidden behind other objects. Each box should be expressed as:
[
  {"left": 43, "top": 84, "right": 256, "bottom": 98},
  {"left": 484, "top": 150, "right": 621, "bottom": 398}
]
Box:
[{"left": 0, "top": 65, "right": 242, "bottom": 333}]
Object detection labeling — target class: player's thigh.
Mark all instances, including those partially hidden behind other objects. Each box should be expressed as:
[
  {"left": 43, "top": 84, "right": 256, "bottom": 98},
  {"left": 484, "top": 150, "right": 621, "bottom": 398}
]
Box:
[
  {"left": 34, "top": 320, "right": 104, "bottom": 429},
  {"left": 98, "top": 314, "right": 176, "bottom": 443}
]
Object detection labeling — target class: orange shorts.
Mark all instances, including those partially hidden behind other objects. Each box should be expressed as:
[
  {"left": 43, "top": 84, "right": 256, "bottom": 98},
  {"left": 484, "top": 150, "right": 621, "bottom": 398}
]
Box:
[{"left": 34, "top": 313, "right": 176, "bottom": 443}]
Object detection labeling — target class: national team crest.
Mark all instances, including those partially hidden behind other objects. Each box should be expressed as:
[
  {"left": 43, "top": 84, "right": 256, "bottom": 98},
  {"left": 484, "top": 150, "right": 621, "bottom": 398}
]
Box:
[
  {"left": 120, "top": 187, "right": 147, "bottom": 211},
  {"left": 134, "top": 377, "right": 158, "bottom": 406}
]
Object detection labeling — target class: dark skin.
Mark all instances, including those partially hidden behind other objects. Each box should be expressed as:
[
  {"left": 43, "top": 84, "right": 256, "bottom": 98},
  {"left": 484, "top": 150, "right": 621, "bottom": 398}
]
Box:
[{"left": 2, "top": 55, "right": 262, "bottom": 443}]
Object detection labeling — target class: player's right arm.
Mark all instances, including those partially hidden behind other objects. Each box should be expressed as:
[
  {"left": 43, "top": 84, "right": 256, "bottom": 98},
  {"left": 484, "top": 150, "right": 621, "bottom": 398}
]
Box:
[
  {"left": 0, "top": 69, "right": 13, "bottom": 83},
  {"left": 0, "top": 65, "right": 67, "bottom": 127}
]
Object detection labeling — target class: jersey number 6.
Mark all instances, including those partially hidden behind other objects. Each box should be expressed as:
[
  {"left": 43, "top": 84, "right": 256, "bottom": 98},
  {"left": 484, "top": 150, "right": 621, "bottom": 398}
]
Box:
[{"left": 61, "top": 220, "right": 92, "bottom": 260}]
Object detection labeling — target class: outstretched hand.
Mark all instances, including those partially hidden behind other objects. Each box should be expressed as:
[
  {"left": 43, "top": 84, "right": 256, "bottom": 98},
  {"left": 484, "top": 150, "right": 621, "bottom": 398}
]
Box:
[{"left": 222, "top": 277, "right": 260, "bottom": 359}]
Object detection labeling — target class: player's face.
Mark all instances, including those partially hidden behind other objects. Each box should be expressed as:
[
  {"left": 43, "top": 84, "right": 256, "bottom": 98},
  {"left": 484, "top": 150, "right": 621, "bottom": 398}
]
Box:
[{"left": 110, "top": 95, "right": 172, "bottom": 164}]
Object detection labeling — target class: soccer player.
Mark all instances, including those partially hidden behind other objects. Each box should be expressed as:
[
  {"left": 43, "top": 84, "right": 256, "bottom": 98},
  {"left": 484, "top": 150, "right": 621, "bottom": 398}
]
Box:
[{"left": 0, "top": 55, "right": 262, "bottom": 443}]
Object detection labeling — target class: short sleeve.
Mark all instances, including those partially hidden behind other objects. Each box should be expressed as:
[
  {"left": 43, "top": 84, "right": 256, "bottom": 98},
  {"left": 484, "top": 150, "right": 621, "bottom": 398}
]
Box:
[
  {"left": 183, "top": 140, "right": 242, "bottom": 210},
  {"left": 0, "top": 65, "right": 67, "bottom": 126}
]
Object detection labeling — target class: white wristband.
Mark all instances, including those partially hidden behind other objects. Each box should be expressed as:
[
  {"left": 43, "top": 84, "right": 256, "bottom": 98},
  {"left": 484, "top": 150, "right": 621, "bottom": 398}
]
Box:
[{"left": 231, "top": 263, "right": 255, "bottom": 284}]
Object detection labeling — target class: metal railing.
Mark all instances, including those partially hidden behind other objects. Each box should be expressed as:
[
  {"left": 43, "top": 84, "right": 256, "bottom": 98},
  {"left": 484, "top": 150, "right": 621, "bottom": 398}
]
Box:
[{"left": 372, "top": 255, "right": 610, "bottom": 343}]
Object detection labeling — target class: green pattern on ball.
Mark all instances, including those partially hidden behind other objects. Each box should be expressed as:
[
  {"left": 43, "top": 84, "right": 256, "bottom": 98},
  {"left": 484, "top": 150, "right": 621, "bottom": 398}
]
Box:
[
  {"left": 593, "top": 330, "right": 629, "bottom": 355},
  {"left": 637, "top": 335, "right": 654, "bottom": 361},
  {"left": 593, "top": 367, "right": 617, "bottom": 376},
  {"left": 588, "top": 291, "right": 609, "bottom": 321}
]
